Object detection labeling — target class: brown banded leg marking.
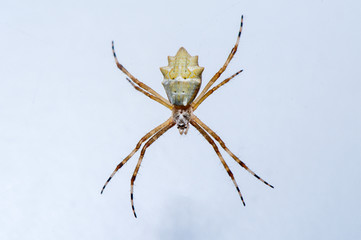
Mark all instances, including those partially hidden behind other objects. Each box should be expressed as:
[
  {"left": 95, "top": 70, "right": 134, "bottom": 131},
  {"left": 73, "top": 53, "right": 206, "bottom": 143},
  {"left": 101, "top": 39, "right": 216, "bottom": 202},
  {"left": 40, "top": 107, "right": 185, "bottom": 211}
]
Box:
[
  {"left": 130, "top": 120, "right": 175, "bottom": 218},
  {"left": 193, "top": 15, "right": 243, "bottom": 106},
  {"left": 193, "top": 70, "right": 243, "bottom": 110},
  {"left": 193, "top": 116, "right": 274, "bottom": 189},
  {"left": 125, "top": 78, "right": 173, "bottom": 109},
  {"left": 190, "top": 120, "right": 246, "bottom": 206},
  {"left": 112, "top": 41, "right": 171, "bottom": 107},
  {"left": 101, "top": 118, "right": 173, "bottom": 194}
]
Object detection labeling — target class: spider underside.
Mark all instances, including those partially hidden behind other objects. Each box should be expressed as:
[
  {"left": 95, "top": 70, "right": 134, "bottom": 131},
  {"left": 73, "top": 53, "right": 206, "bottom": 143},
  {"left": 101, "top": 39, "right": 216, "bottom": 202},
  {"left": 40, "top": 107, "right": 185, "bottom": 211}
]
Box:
[{"left": 101, "top": 16, "right": 273, "bottom": 218}]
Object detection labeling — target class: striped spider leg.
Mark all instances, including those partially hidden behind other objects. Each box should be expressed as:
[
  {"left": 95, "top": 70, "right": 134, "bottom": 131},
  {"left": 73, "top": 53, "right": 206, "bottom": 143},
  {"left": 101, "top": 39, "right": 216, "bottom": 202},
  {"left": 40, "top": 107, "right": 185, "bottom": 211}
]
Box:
[
  {"left": 111, "top": 41, "right": 173, "bottom": 110},
  {"left": 190, "top": 119, "right": 246, "bottom": 205},
  {"left": 101, "top": 117, "right": 173, "bottom": 195},
  {"left": 190, "top": 115, "right": 274, "bottom": 207},
  {"left": 130, "top": 119, "right": 175, "bottom": 217},
  {"left": 192, "top": 15, "right": 244, "bottom": 110},
  {"left": 192, "top": 115, "right": 274, "bottom": 189},
  {"left": 101, "top": 117, "right": 175, "bottom": 218},
  {"left": 102, "top": 15, "right": 273, "bottom": 218}
]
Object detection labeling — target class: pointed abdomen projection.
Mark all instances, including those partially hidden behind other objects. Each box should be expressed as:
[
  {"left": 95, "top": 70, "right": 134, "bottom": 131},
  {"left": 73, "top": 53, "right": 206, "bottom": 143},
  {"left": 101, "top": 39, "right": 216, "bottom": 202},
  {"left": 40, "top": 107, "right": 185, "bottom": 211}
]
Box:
[{"left": 160, "top": 47, "right": 204, "bottom": 106}]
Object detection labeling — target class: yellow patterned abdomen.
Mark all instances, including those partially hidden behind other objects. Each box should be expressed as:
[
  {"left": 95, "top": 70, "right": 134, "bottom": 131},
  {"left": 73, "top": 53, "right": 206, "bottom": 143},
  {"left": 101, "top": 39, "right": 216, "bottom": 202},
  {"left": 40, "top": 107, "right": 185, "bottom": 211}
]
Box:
[{"left": 160, "top": 47, "right": 204, "bottom": 106}]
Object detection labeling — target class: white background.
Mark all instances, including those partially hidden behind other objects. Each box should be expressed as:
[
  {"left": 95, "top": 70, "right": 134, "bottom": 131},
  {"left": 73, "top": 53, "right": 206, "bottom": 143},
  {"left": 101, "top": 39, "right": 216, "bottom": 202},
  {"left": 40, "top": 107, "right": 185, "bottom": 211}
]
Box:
[{"left": 1, "top": 0, "right": 360, "bottom": 239}]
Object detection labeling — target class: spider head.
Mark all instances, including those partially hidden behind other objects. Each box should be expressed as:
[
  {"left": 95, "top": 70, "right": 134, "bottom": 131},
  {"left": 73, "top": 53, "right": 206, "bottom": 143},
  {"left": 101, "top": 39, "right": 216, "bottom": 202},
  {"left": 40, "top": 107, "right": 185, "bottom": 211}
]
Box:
[{"left": 172, "top": 107, "right": 192, "bottom": 135}]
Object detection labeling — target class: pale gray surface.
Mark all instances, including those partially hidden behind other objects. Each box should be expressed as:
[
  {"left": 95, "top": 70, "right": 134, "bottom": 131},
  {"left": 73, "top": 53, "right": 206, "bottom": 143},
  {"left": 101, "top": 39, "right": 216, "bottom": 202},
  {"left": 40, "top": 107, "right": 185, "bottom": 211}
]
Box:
[{"left": 1, "top": 0, "right": 360, "bottom": 239}]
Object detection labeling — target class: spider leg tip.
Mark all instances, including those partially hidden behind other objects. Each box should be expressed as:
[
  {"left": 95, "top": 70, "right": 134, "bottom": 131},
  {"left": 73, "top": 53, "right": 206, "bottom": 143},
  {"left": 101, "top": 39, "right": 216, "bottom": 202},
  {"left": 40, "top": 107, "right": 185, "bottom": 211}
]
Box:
[
  {"left": 240, "top": 195, "right": 246, "bottom": 206},
  {"left": 132, "top": 205, "right": 137, "bottom": 218},
  {"left": 265, "top": 180, "right": 274, "bottom": 189}
]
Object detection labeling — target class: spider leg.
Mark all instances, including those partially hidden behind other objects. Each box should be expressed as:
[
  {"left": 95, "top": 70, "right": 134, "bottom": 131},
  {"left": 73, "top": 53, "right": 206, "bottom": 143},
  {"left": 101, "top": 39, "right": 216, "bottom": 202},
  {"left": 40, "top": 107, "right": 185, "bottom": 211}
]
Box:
[
  {"left": 130, "top": 120, "right": 175, "bottom": 218},
  {"left": 112, "top": 41, "right": 172, "bottom": 109},
  {"left": 193, "top": 115, "right": 274, "bottom": 189},
  {"left": 101, "top": 117, "right": 173, "bottom": 194},
  {"left": 190, "top": 119, "right": 246, "bottom": 206},
  {"left": 193, "top": 15, "right": 243, "bottom": 107},
  {"left": 125, "top": 78, "right": 173, "bottom": 109},
  {"left": 192, "top": 70, "right": 243, "bottom": 110}
]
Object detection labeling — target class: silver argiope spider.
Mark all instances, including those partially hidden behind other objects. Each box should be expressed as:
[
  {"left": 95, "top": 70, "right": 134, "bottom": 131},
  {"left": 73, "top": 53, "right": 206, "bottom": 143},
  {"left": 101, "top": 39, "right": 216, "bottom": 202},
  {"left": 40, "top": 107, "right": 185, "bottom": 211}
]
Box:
[{"left": 101, "top": 16, "right": 273, "bottom": 218}]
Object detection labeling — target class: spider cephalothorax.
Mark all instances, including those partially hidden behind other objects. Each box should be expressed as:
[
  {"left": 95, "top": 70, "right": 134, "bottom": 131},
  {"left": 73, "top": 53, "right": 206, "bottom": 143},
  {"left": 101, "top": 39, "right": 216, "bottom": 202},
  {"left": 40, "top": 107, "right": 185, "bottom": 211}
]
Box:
[
  {"left": 102, "top": 16, "right": 273, "bottom": 218},
  {"left": 172, "top": 106, "right": 193, "bottom": 135}
]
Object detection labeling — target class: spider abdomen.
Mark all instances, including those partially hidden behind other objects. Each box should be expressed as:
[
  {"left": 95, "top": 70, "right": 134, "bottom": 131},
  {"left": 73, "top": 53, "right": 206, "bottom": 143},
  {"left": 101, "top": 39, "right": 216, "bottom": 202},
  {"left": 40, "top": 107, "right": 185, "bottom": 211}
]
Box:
[
  {"left": 162, "top": 77, "right": 200, "bottom": 106},
  {"left": 160, "top": 47, "right": 204, "bottom": 106}
]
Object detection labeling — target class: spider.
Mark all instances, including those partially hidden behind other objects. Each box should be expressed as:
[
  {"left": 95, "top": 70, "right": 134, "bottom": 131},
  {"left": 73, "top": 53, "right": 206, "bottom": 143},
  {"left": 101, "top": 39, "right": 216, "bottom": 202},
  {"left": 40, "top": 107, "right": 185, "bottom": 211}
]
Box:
[{"left": 101, "top": 16, "right": 273, "bottom": 218}]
